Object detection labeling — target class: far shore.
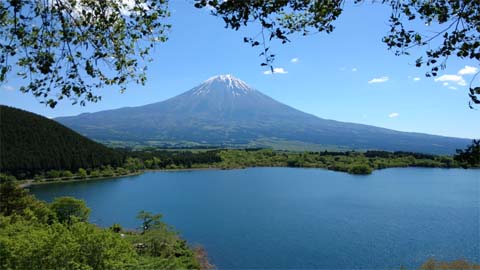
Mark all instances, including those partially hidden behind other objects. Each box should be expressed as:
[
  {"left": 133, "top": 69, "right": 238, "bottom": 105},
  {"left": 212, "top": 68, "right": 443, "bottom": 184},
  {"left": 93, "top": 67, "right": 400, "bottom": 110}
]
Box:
[
  {"left": 19, "top": 165, "right": 476, "bottom": 188},
  {"left": 19, "top": 166, "right": 223, "bottom": 188}
]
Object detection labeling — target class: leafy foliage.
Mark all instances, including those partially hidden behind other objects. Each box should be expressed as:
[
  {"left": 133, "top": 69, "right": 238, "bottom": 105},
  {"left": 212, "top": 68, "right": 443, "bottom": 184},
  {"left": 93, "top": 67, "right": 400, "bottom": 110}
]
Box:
[
  {"left": 195, "top": 0, "right": 480, "bottom": 106},
  {"left": 454, "top": 139, "right": 480, "bottom": 167},
  {"left": 0, "top": 0, "right": 170, "bottom": 107},
  {"left": 1, "top": 1, "right": 478, "bottom": 106},
  {"left": 0, "top": 217, "right": 137, "bottom": 270},
  {"left": 50, "top": 196, "right": 91, "bottom": 223},
  {"left": 137, "top": 210, "right": 163, "bottom": 234},
  {"left": 216, "top": 149, "right": 459, "bottom": 175},
  {"left": 110, "top": 148, "right": 464, "bottom": 175},
  {"left": 420, "top": 258, "right": 480, "bottom": 270},
  {"left": 0, "top": 182, "right": 210, "bottom": 270}
]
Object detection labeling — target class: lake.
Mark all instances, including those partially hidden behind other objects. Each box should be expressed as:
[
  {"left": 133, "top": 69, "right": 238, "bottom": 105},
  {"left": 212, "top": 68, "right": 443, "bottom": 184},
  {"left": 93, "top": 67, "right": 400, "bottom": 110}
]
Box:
[{"left": 29, "top": 167, "right": 480, "bottom": 269}]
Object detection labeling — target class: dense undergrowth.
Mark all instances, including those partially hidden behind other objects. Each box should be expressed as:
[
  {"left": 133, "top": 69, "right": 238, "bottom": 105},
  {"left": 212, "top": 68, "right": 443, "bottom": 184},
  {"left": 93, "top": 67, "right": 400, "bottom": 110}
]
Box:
[{"left": 0, "top": 180, "right": 211, "bottom": 270}]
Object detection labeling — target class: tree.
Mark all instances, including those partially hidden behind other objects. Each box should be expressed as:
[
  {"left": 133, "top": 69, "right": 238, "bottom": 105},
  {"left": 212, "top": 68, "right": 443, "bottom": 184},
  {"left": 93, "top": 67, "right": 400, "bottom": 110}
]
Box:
[
  {"left": 0, "top": 0, "right": 170, "bottom": 108},
  {"left": 136, "top": 210, "right": 163, "bottom": 234},
  {"left": 0, "top": 218, "right": 137, "bottom": 270},
  {"left": 78, "top": 168, "right": 88, "bottom": 178},
  {"left": 0, "top": 180, "right": 56, "bottom": 223},
  {"left": 454, "top": 139, "right": 480, "bottom": 167},
  {"left": 50, "top": 196, "right": 91, "bottom": 223},
  {"left": 195, "top": 0, "right": 480, "bottom": 107},
  {"left": 1, "top": 1, "right": 479, "bottom": 107},
  {"left": 0, "top": 177, "right": 30, "bottom": 215}
]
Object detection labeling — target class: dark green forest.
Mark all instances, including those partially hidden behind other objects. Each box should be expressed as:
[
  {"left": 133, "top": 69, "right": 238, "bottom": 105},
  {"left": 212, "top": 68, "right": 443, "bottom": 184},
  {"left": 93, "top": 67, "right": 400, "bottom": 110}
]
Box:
[{"left": 0, "top": 105, "right": 123, "bottom": 178}]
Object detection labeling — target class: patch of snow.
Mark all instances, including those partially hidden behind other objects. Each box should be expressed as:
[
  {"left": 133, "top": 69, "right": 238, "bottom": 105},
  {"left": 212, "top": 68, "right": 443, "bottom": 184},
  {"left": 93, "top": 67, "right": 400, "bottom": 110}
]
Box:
[
  {"left": 206, "top": 74, "right": 252, "bottom": 90},
  {"left": 192, "top": 74, "right": 254, "bottom": 96}
]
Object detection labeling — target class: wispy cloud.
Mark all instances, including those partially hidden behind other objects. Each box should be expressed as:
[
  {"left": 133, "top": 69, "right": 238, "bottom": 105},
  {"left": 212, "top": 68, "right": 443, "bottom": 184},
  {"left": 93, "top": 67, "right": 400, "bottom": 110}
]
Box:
[
  {"left": 1, "top": 85, "right": 14, "bottom": 91},
  {"left": 351, "top": 67, "right": 357, "bottom": 72},
  {"left": 413, "top": 77, "right": 421, "bottom": 81},
  {"left": 458, "top": 65, "right": 478, "bottom": 75},
  {"left": 388, "top": 112, "right": 399, "bottom": 118},
  {"left": 264, "top": 67, "right": 288, "bottom": 75},
  {"left": 368, "top": 76, "right": 389, "bottom": 84},
  {"left": 434, "top": 74, "right": 466, "bottom": 86},
  {"left": 448, "top": 86, "right": 457, "bottom": 90},
  {"left": 290, "top": 58, "right": 299, "bottom": 63}
]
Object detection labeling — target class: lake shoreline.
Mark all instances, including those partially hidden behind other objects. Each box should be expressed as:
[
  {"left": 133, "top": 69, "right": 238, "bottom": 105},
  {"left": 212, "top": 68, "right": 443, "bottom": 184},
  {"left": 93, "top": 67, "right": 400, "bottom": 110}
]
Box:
[
  {"left": 20, "top": 167, "right": 223, "bottom": 188},
  {"left": 20, "top": 165, "right": 476, "bottom": 188}
]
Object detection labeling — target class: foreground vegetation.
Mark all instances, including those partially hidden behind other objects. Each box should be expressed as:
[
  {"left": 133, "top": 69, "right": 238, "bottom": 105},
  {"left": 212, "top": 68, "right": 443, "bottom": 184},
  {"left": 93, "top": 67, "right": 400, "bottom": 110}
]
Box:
[
  {"left": 420, "top": 258, "right": 480, "bottom": 270},
  {"left": 0, "top": 180, "right": 211, "bottom": 270}
]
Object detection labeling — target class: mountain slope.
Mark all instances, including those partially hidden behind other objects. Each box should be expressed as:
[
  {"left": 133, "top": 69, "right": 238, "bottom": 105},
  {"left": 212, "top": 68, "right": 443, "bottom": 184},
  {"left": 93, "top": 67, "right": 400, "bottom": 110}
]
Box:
[
  {"left": 0, "top": 105, "right": 123, "bottom": 177},
  {"left": 55, "top": 75, "right": 470, "bottom": 154}
]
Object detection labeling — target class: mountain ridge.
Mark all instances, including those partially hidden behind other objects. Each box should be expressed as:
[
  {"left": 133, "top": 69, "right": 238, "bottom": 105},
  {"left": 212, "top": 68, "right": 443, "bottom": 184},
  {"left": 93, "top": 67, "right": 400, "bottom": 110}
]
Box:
[{"left": 55, "top": 75, "right": 470, "bottom": 154}]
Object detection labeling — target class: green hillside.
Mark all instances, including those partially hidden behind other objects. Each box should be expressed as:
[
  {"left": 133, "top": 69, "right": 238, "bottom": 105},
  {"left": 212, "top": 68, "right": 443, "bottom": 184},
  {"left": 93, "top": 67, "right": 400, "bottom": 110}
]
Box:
[{"left": 0, "top": 105, "right": 123, "bottom": 178}]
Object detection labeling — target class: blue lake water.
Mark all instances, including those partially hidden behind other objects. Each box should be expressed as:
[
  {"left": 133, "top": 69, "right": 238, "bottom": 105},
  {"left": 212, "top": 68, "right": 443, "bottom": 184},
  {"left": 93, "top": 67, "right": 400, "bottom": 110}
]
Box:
[{"left": 29, "top": 167, "right": 480, "bottom": 269}]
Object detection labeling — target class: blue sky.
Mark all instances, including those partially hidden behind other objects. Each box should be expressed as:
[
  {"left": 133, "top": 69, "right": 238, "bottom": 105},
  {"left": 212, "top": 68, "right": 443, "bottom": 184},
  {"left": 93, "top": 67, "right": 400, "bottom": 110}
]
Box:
[{"left": 1, "top": 1, "right": 479, "bottom": 139}]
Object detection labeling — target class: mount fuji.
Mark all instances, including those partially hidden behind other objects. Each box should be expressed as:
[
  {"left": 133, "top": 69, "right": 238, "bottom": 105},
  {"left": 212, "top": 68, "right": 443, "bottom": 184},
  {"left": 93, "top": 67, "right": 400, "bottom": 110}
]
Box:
[{"left": 55, "top": 75, "right": 470, "bottom": 154}]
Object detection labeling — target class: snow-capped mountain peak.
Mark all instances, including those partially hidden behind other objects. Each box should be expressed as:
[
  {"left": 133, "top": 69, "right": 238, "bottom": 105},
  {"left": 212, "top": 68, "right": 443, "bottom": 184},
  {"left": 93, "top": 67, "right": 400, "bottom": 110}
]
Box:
[
  {"left": 205, "top": 74, "right": 251, "bottom": 90},
  {"left": 192, "top": 74, "right": 254, "bottom": 96}
]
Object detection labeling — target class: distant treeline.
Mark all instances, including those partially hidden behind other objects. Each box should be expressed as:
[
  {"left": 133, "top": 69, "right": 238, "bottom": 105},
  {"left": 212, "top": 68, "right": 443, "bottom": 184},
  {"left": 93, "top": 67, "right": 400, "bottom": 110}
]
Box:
[
  {"left": 4, "top": 147, "right": 478, "bottom": 182},
  {"left": 1, "top": 105, "right": 478, "bottom": 180},
  {"left": 122, "top": 149, "right": 222, "bottom": 169}
]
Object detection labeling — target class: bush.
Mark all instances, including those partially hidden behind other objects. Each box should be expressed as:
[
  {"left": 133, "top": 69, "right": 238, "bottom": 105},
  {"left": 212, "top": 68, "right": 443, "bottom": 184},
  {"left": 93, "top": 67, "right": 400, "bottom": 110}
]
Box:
[
  {"left": 46, "top": 170, "right": 61, "bottom": 179},
  {"left": 50, "top": 197, "right": 91, "bottom": 223},
  {"left": 61, "top": 170, "right": 73, "bottom": 178},
  {"left": 77, "top": 168, "right": 88, "bottom": 178},
  {"left": 348, "top": 164, "right": 372, "bottom": 175}
]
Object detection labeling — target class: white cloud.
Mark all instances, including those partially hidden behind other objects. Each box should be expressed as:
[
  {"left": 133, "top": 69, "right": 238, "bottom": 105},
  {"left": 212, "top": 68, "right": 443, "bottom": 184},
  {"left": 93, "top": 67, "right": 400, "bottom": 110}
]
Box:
[
  {"left": 290, "top": 58, "right": 299, "bottom": 63},
  {"left": 368, "top": 76, "right": 389, "bottom": 84},
  {"left": 448, "top": 86, "right": 457, "bottom": 90},
  {"left": 413, "top": 77, "right": 421, "bottom": 81},
  {"left": 388, "top": 112, "right": 399, "bottom": 118},
  {"left": 458, "top": 65, "right": 478, "bottom": 75},
  {"left": 434, "top": 74, "right": 466, "bottom": 86},
  {"left": 1, "top": 85, "right": 14, "bottom": 91},
  {"left": 351, "top": 67, "right": 357, "bottom": 72},
  {"left": 443, "top": 82, "right": 449, "bottom": 86},
  {"left": 263, "top": 67, "right": 288, "bottom": 75}
]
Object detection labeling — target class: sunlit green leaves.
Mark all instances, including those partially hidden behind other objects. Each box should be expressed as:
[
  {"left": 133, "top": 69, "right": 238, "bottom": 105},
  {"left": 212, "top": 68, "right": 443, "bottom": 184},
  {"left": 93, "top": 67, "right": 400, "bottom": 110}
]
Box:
[{"left": 0, "top": 0, "right": 171, "bottom": 107}]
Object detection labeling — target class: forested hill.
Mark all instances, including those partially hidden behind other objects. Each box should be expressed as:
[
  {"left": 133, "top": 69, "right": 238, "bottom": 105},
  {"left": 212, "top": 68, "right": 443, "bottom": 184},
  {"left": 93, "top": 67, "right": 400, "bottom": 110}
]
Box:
[{"left": 0, "top": 105, "right": 123, "bottom": 178}]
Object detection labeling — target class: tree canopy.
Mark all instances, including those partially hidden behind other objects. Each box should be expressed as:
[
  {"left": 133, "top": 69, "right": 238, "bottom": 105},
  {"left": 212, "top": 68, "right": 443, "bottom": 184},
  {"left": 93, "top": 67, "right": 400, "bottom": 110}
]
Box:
[
  {"left": 0, "top": 181, "right": 209, "bottom": 269},
  {"left": 195, "top": 0, "right": 480, "bottom": 107},
  {"left": 1, "top": 0, "right": 479, "bottom": 107},
  {"left": 0, "top": 0, "right": 170, "bottom": 107},
  {"left": 50, "top": 196, "right": 91, "bottom": 223}
]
